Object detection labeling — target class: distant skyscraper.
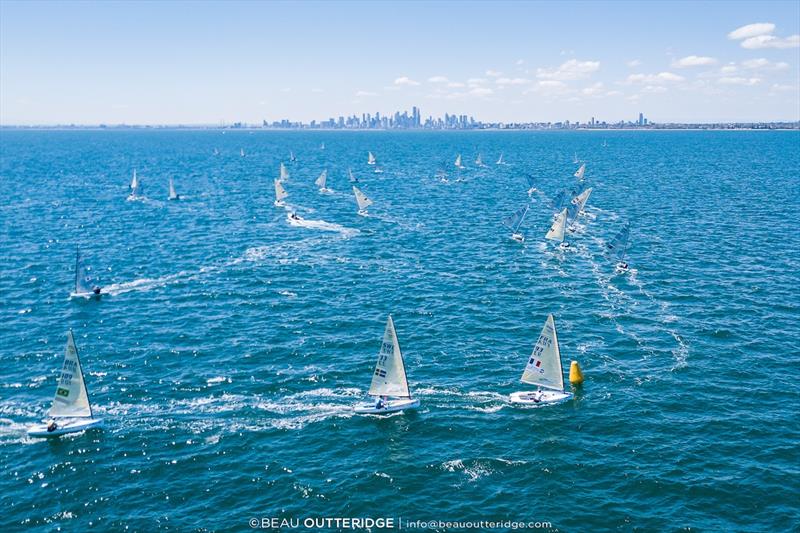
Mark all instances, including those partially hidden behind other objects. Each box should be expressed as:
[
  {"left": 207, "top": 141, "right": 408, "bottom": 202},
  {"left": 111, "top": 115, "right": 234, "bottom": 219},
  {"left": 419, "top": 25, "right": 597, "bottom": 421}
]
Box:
[{"left": 638, "top": 112, "right": 644, "bottom": 126}]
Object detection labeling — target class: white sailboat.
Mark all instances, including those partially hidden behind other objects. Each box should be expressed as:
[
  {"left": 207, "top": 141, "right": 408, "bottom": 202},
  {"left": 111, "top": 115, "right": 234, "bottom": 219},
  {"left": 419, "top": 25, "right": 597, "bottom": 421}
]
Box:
[
  {"left": 315, "top": 169, "right": 331, "bottom": 193},
  {"left": 274, "top": 179, "right": 288, "bottom": 206},
  {"left": 567, "top": 187, "right": 593, "bottom": 230},
  {"left": 290, "top": 151, "right": 297, "bottom": 162},
  {"left": 496, "top": 153, "right": 505, "bottom": 165},
  {"left": 574, "top": 163, "right": 586, "bottom": 181},
  {"left": 502, "top": 205, "right": 529, "bottom": 242},
  {"left": 475, "top": 153, "right": 483, "bottom": 166},
  {"left": 71, "top": 246, "right": 101, "bottom": 298},
  {"left": 454, "top": 154, "right": 464, "bottom": 169},
  {"left": 127, "top": 169, "right": 142, "bottom": 200},
  {"left": 353, "top": 186, "right": 372, "bottom": 215},
  {"left": 573, "top": 152, "right": 579, "bottom": 164},
  {"left": 213, "top": 148, "right": 220, "bottom": 156},
  {"left": 348, "top": 168, "right": 358, "bottom": 183},
  {"left": 168, "top": 178, "right": 179, "bottom": 200},
  {"left": 354, "top": 315, "right": 419, "bottom": 414},
  {"left": 28, "top": 330, "right": 104, "bottom": 437},
  {"left": 279, "top": 163, "right": 289, "bottom": 181},
  {"left": 525, "top": 174, "right": 538, "bottom": 196},
  {"left": 320, "top": 142, "right": 325, "bottom": 150},
  {"left": 240, "top": 148, "right": 245, "bottom": 157},
  {"left": 606, "top": 223, "right": 631, "bottom": 272},
  {"left": 368, "top": 151, "right": 377, "bottom": 165},
  {"left": 510, "top": 314, "right": 574, "bottom": 405},
  {"left": 546, "top": 208, "right": 569, "bottom": 249}
]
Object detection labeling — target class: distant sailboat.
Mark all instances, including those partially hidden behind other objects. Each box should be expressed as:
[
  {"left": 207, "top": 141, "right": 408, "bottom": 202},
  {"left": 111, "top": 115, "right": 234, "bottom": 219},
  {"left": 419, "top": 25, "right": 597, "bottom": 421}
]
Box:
[
  {"left": 606, "top": 223, "right": 631, "bottom": 272},
  {"left": 320, "top": 142, "right": 325, "bottom": 150},
  {"left": 353, "top": 186, "right": 372, "bottom": 215},
  {"left": 27, "top": 330, "right": 104, "bottom": 437},
  {"left": 213, "top": 148, "right": 220, "bottom": 156},
  {"left": 348, "top": 168, "right": 358, "bottom": 183},
  {"left": 574, "top": 163, "right": 586, "bottom": 181},
  {"left": 71, "top": 246, "right": 101, "bottom": 298},
  {"left": 368, "top": 151, "right": 377, "bottom": 165},
  {"left": 503, "top": 205, "right": 529, "bottom": 243},
  {"left": 127, "top": 169, "right": 142, "bottom": 200},
  {"left": 279, "top": 163, "right": 289, "bottom": 181},
  {"left": 509, "top": 314, "right": 574, "bottom": 406},
  {"left": 546, "top": 208, "right": 569, "bottom": 249},
  {"left": 274, "top": 179, "right": 288, "bottom": 206},
  {"left": 573, "top": 152, "right": 579, "bottom": 164},
  {"left": 525, "top": 174, "right": 538, "bottom": 195},
  {"left": 240, "top": 148, "right": 245, "bottom": 157},
  {"left": 454, "top": 154, "right": 464, "bottom": 169},
  {"left": 551, "top": 190, "right": 568, "bottom": 211},
  {"left": 354, "top": 315, "right": 420, "bottom": 414},
  {"left": 496, "top": 153, "right": 505, "bottom": 165},
  {"left": 567, "top": 187, "right": 592, "bottom": 228},
  {"left": 475, "top": 153, "right": 483, "bottom": 166},
  {"left": 602, "top": 140, "right": 608, "bottom": 148},
  {"left": 290, "top": 151, "right": 297, "bottom": 162},
  {"left": 168, "top": 178, "right": 179, "bottom": 201},
  {"left": 315, "top": 169, "right": 331, "bottom": 193}
]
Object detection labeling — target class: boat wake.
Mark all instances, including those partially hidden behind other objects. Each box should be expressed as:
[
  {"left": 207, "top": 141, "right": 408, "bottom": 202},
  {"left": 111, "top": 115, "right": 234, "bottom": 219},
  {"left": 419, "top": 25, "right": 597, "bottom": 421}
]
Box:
[{"left": 287, "top": 215, "right": 359, "bottom": 237}]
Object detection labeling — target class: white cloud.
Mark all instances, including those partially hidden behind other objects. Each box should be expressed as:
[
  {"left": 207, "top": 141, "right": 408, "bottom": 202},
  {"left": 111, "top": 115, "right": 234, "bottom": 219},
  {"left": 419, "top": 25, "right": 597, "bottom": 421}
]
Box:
[
  {"left": 355, "top": 90, "right": 376, "bottom": 97},
  {"left": 718, "top": 77, "right": 762, "bottom": 86},
  {"left": 394, "top": 76, "right": 420, "bottom": 86},
  {"left": 625, "top": 72, "right": 685, "bottom": 84},
  {"left": 770, "top": 83, "right": 794, "bottom": 92},
  {"left": 720, "top": 64, "right": 738, "bottom": 74},
  {"left": 741, "top": 58, "right": 789, "bottom": 70},
  {"left": 428, "top": 76, "right": 449, "bottom": 83},
  {"left": 470, "top": 87, "right": 494, "bottom": 96},
  {"left": 447, "top": 82, "right": 465, "bottom": 88},
  {"left": 485, "top": 69, "right": 502, "bottom": 77},
  {"left": 538, "top": 80, "right": 567, "bottom": 88},
  {"left": 582, "top": 82, "right": 605, "bottom": 96},
  {"left": 626, "top": 59, "right": 642, "bottom": 68},
  {"left": 642, "top": 85, "right": 668, "bottom": 94},
  {"left": 467, "top": 78, "right": 487, "bottom": 86},
  {"left": 495, "top": 77, "right": 531, "bottom": 86},
  {"left": 741, "top": 34, "right": 800, "bottom": 49},
  {"left": 516, "top": 59, "right": 525, "bottom": 65},
  {"left": 672, "top": 55, "right": 718, "bottom": 68},
  {"left": 536, "top": 59, "right": 600, "bottom": 80},
  {"left": 728, "top": 22, "right": 775, "bottom": 40},
  {"left": 311, "top": 88, "right": 324, "bottom": 93}
]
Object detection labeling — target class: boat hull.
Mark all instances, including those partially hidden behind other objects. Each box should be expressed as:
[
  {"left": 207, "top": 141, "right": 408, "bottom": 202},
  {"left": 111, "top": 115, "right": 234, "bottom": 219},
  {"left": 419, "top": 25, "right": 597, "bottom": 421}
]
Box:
[
  {"left": 28, "top": 418, "right": 103, "bottom": 438},
  {"left": 354, "top": 398, "right": 420, "bottom": 415},
  {"left": 511, "top": 233, "right": 524, "bottom": 243},
  {"left": 509, "top": 390, "right": 573, "bottom": 406}
]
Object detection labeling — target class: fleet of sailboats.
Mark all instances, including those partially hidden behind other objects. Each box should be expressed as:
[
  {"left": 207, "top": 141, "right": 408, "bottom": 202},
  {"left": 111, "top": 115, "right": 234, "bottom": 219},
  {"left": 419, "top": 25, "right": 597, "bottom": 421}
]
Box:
[
  {"left": 354, "top": 315, "right": 419, "bottom": 414},
  {"left": 509, "top": 314, "right": 573, "bottom": 406},
  {"left": 28, "top": 330, "right": 103, "bottom": 437}
]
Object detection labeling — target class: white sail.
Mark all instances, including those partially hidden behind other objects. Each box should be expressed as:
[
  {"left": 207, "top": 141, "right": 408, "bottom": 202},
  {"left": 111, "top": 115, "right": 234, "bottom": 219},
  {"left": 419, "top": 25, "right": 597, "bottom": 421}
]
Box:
[
  {"left": 315, "top": 170, "right": 327, "bottom": 189},
  {"left": 573, "top": 152, "right": 579, "bottom": 164},
  {"left": 290, "top": 151, "right": 296, "bottom": 161},
  {"left": 275, "top": 180, "right": 288, "bottom": 203},
  {"left": 368, "top": 316, "right": 411, "bottom": 398},
  {"left": 368, "top": 151, "right": 376, "bottom": 165},
  {"left": 74, "top": 247, "right": 92, "bottom": 295},
  {"left": 546, "top": 209, "right": 568, "bottom": 242},
  {"left": 502, "top": 205, "right": 529, "bottom": 233},
  {"left": 574, "top": 163, "right": 586, "bottom": 180},
  {"left": 240, "top": 148, "right": 245, "bottom": 157},
  {"left": 320, "top": 142, "right": 325, "bottom": 150},
  {"left": 353, "top": 186, "right": 372, "bottom": 211},
  {"left": 496, "top": 153, "right": 504, "bottom": 165},
  {"left": 348, "top": 168, "right": 357, "bottom": 182},
  {"left": 168, "top": 178, "right": 178, "bottom": 200},
  {"left": 129, "top": 169, "right": 141, "bottom": 196},
  {"left": 606, "top": 223, "right": 631, "bottom": 261},
  {"left": 521, "top": 314, "right": 565, "bottom": 392},
  {"left": 49, "top": 331, "right": 93, "bottom": 418},
  {"left": 455, "top": 154, "right": 463, "bottom": 168},
  {"left": 279, "top": 163, "right": 289, "bottom": 181},
  {"left": 568, "top": 187, "right": 593, "bottom": 224},
  {"left": 475, "top": 154, "right": 482, "bottom": 165}
]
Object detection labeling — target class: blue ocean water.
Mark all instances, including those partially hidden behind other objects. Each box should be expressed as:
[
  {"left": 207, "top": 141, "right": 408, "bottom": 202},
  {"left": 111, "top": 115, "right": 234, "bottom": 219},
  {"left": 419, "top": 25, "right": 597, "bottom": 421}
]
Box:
[{"left": 1, "top": 129, "right": 798, "bottom": 531}]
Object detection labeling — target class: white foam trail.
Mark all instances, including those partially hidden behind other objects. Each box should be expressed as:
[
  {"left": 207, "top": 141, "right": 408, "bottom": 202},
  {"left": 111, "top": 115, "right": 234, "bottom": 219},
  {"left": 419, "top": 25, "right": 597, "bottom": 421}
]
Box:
[{"left": 287, "top": 215, "right": 359, "bottom": 237}]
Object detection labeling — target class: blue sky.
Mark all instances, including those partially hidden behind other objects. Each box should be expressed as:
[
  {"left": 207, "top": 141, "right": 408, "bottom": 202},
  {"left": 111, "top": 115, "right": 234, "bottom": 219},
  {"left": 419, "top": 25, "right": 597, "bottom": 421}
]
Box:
[{"left": 1, "top": 0, "right": 798, "bottom": 125}]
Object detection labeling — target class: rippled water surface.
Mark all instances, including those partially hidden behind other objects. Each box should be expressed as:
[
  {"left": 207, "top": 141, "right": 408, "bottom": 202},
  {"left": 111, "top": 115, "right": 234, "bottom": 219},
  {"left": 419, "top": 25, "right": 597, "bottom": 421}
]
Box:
[{"left": 1, "top": 129, "right": 798, "bottom": 531}]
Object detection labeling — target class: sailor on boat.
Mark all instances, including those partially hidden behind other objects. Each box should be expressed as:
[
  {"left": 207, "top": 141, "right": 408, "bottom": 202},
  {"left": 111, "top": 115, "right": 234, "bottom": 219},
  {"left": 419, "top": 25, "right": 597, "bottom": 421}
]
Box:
[
  {"left": 289, "top": 212, "right": 301, "bottom": 221},
  {"left": 375, "top": 396, "right": 387, "bottom": 410},
  {"left": 47, "top": 420, "right": 58, "bottom": 432},
  {"left": 92, "top": 286, "right": 101, "bottom": 295}
]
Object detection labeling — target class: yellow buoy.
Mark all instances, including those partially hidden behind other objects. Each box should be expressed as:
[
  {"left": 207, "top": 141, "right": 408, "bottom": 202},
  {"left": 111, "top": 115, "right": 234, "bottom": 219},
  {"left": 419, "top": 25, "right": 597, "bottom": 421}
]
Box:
[{"left": 569, "top": 360, "right": 584, "bottom": 385}]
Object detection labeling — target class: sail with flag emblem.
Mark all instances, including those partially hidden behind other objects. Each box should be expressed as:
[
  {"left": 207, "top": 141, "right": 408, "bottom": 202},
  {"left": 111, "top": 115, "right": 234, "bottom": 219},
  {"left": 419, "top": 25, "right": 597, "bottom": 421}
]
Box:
[
  {"left": 368, "top": 316, "right": 411, "bottom": 398},
  {"left": 353, "top": 186, "right": 372, "bottom": 212},
  {"left": 520, "top": 314, "right": 565, "bottom": 392},
  {"left": 546, "top": 209, "right": 568, "bottom": 242},
  {"left": 49, "top": 331, "right": 93, "bottom": 418}
]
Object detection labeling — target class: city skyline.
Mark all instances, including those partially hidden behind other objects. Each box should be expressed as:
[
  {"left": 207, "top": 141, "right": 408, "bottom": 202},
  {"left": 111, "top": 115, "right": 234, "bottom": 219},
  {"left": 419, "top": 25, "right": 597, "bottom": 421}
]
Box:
[{"left": 1, "top": 1, "right": 799, "bottom": 125}]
